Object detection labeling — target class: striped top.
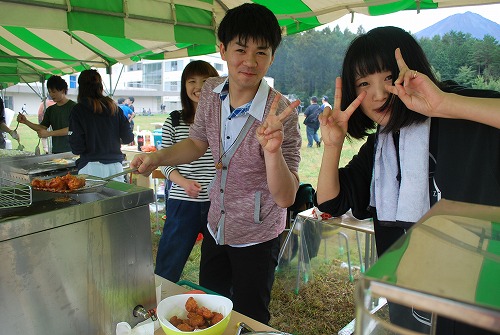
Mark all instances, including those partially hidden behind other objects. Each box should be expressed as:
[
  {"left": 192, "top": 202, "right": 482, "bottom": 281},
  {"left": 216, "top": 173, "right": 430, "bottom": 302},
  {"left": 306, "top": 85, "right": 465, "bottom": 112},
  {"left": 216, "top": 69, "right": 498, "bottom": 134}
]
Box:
[{"left": 160, "top": 110, "right": 215, "bottom": 202}]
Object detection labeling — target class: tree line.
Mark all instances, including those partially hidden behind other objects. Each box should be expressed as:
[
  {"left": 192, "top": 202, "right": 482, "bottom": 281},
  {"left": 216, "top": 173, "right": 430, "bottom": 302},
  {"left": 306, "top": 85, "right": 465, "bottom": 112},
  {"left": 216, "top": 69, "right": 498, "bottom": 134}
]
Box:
[{"left": 268, "top": 26, "right": 500, "bottom": 107}]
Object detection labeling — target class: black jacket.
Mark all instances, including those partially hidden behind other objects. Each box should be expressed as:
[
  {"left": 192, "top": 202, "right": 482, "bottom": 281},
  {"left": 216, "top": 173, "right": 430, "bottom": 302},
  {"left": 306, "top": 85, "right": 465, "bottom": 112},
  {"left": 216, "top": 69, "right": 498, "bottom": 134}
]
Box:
[
  {"left": 69, "top": 102, "right": 134, "bottom": 170},
  {"left": 317, "top": 83, "right": 500, "bottom": 229}
]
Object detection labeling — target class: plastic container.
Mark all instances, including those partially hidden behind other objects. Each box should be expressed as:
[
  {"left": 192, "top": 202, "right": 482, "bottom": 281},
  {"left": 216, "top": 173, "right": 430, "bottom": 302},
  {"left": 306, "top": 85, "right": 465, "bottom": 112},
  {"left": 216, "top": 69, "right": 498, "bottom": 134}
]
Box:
[
  {"left": 153, "top": 129, "right": 162, "bottom": 150},
  {"left": 137, "top": 135, "right": 144, "bottom": 151}
]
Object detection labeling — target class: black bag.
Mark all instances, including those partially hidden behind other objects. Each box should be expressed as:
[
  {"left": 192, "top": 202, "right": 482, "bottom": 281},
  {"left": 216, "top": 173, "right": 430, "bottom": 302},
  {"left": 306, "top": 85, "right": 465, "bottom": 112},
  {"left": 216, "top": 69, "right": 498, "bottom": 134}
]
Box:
[
  {"left": 170, "top": 109, "right": 181, "bottom": 127},
  {"left": 303, "top": 105, "right": 322, "bottom": 127}
]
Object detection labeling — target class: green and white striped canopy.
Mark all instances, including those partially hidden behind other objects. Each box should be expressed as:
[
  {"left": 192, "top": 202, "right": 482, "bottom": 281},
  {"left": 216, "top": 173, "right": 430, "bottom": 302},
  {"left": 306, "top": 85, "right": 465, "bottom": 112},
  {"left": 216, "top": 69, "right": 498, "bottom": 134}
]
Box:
[{"left": 0, "top": 0, "right": 497, "bottom": 87}]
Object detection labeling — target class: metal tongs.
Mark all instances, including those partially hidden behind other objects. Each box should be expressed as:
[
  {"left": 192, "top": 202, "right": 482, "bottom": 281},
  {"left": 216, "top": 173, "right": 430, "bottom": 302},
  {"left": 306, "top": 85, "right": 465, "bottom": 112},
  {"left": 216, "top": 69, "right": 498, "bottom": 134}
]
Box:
[
  {"left": 235, "top": 322, "right": 292, "bottom": 335},
  {"left": 11, "top": 118, "right": 24, "bottom": 151},
  {"left": 73, "top": 167, "right": 138, "bottom": 193}
]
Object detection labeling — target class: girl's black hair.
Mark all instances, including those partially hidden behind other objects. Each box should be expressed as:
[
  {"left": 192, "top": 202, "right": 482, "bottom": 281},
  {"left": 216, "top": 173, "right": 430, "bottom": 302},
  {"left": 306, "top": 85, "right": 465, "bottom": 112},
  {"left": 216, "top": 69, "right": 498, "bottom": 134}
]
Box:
[
  {"left": 217, "top": 3, "right": 282, "bottom": 55},
  {"left": 180, "top": 60, "right": 219, "bottom": 124},
  {"left": 341, "top": 26, "right": 440, "bottom": 139},
  {"left": 77, "top": 69, "right": 118, "bottom": 115}
]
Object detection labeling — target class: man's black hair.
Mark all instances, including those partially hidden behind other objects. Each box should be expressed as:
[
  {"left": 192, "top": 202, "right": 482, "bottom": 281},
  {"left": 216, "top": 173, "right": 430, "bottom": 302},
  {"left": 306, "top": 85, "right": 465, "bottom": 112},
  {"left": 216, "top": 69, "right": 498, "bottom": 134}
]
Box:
[
  {"left": 47, "top": 75, "right": 68, "bottom": 94},
  {"left": 217, "top": 3, "right": 282, "bottom": 54}
]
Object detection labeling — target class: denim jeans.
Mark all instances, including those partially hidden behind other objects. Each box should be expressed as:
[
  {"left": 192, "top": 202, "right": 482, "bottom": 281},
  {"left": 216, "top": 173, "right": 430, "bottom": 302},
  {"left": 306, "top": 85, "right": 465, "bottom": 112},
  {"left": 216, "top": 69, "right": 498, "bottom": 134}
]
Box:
[
  {"left": 306, "top": 125, "right": 320, "bottom": 147},
  {"left": 154, "top": 198, "right": 210, "bottom": 282}
]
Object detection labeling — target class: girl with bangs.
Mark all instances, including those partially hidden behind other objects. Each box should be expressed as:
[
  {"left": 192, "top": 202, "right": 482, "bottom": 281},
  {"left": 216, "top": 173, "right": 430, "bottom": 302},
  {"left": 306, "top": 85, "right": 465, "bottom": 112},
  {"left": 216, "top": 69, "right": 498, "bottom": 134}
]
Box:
[{"left": 316, "top": 26, "right": 500, "bottom": 334}]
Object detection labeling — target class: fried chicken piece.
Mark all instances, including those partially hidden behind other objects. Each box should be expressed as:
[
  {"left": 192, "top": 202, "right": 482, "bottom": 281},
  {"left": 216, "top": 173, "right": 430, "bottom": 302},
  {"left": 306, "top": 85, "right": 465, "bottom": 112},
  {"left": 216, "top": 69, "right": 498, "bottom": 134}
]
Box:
[
  {"left": 169, "top": 316, "right": 183, "bottom": 327},
  {"left": 61, "top": 173, "right": 73, "bottom": 181},
  {"left": 185, "top": 296, "right": 198, "bottom": 313},
  {"left": 210, "top": 312, "right": 224, "bottom": 325},
  {"left": 187, "top": 313, "right": 206, "bottom": 328},
  {"left": 31, "top": 178, "right": 47, "bottom": 189},
  {"left": 197, "top": 306, "right": 214, "bottom": 319},
  {"left": 176, "top": 323, "right": 194, "bottom": 332},
  {"left": 66, "top": 175, "right": 85, "bottom": 190},
  {"left": 48, "top": 176, "right": 68, "bottom": 191}
]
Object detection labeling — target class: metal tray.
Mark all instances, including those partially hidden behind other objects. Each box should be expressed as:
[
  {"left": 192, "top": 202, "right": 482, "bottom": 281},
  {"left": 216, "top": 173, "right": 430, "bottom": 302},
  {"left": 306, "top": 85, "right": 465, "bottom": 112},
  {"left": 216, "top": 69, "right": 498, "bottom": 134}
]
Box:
[
  {"left": 31, "top": 168, "right": 136, "bottom": 194},
  {"left": 0, "top": 177, "right": 32, "bottom": 209}
]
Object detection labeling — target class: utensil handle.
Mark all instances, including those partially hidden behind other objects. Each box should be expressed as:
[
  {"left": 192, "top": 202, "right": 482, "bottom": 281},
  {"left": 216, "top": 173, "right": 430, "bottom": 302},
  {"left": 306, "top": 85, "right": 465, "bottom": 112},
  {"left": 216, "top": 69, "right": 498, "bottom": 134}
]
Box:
[{"left": 104, "top": 167, "right": 138, "bottom": 182}]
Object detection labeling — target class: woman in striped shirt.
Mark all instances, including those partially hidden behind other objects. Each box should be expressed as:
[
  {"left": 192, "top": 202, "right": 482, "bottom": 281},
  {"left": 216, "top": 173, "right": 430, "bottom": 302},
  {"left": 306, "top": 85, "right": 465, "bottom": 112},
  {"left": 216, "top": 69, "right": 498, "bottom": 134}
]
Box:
[{"left": 155, "top": 60, "right": 219, "bottom": 282}]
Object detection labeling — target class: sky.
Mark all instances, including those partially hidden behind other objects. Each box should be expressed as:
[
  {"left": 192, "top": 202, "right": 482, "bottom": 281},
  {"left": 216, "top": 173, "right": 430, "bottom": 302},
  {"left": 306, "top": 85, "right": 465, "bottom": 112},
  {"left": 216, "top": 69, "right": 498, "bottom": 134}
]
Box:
[{"left": 321, "top": 3, "right": 500, "bottom": 34}]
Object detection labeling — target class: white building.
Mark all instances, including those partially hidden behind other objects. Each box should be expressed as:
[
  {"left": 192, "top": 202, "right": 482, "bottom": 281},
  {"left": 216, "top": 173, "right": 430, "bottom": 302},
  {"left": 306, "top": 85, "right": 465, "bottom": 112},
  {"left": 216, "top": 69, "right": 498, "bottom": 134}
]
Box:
[
  {"left": 2, "top": 54, "right": 227, "bottom": 117},
  {"left": 3, "top": 53, "right": 278, "bottom": 118}
]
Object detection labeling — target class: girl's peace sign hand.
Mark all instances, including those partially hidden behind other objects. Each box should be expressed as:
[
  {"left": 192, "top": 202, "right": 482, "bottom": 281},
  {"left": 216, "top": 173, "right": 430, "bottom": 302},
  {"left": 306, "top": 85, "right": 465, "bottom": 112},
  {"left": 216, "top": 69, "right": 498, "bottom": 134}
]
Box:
[
  {"left": 256, "top": 93, "right": 300, "bottom": 153},
  {"left": 319, "top": 77, "right": 366, "bottom": 147},
  {"left": 385, "top": 48, "right": 445, "bottom": 118}
]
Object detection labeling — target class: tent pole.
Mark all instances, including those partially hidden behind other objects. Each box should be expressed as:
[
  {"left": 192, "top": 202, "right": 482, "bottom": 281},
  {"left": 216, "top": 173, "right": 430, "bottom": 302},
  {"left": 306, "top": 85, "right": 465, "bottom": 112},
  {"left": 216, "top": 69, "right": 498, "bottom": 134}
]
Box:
[{"left": 107, "top": 65, "right": 113, "bottom": 98}]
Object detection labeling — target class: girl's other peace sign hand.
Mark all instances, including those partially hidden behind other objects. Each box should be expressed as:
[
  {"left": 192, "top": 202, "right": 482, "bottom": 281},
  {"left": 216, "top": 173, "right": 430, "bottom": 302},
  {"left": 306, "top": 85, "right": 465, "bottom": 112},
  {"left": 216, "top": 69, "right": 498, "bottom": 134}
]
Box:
[
  {"left": 319, "top": 77, "right": 366, "bottom": 147},
  {"left": 256, "top": 93, "right": 300, "bottom": 153}
]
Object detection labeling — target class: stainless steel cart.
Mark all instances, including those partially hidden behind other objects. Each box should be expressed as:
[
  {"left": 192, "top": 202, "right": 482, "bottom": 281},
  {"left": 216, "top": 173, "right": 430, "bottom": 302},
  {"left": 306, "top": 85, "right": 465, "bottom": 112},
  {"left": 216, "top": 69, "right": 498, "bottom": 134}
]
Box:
[{"left": 0, "top": 155, "right": 156, "bottom": 335}]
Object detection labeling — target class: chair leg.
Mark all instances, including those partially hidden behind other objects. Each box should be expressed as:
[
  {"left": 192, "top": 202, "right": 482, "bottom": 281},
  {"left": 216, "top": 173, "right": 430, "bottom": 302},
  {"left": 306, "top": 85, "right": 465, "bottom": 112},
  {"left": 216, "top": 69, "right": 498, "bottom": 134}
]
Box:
[
  {"left": 278, "top": 215, "right": 298, "bottom": 264},
  {"left": 355, "top": 231, "right": 364, "bottom": 273},
  {"left": 337, "top": 232, "right": 354, "bottom": 282}
]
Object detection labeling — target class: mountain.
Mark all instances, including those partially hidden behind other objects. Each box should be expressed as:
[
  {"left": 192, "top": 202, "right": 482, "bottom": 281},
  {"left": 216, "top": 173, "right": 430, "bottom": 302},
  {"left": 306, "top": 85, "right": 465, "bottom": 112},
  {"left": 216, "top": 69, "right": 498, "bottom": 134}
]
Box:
[{"left": 415, "top": 11, "right": 500, "bottom": 41}]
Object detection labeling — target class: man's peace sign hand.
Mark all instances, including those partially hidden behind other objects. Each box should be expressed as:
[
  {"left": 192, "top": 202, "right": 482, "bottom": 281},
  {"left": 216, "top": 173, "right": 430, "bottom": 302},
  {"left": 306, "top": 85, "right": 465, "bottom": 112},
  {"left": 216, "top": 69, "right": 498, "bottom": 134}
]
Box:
[{"left": 256, "top": 93, "right": 300, "bottom": 153}]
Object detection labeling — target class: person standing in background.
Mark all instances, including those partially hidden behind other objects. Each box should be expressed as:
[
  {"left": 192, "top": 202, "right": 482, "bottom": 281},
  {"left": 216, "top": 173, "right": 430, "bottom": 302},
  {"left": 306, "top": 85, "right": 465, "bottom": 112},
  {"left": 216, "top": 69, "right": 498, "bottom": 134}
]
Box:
[
  {"left": 0, "top": 97, "right": 20, "bottom": 149},
  {"left": 118, "top": 97, "right": 134, "bottom": 127},
  {"left": 302, "top": 96, "right": 322, "bottom": 148},
  {"left": 155, "top": 60, "right": 219, "bottom": 282},
  {"left": 37, "top": 97, "right": 56, "bottom": 154},
  {"left": 130, "top": 3, "right": 302, "bottom": 324},
  {"left": 17, "top": 76, "right": 75, "bottom": 154},
  {"left": 68, "top": 69, "right": 134, "bottom": 180},
  {"left": 321, "top": 95, "right": 331, "bottom": 110},
  {"left": 125, "top": 96, "right": 136, "bottom": 131}
]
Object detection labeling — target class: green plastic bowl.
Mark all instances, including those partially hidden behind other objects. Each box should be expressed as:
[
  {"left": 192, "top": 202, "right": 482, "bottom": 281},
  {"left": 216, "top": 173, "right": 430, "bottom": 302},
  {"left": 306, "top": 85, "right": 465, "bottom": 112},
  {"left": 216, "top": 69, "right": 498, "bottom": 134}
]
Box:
[{"left": 157, "top": 294, "right": 233, "bottom": 335}]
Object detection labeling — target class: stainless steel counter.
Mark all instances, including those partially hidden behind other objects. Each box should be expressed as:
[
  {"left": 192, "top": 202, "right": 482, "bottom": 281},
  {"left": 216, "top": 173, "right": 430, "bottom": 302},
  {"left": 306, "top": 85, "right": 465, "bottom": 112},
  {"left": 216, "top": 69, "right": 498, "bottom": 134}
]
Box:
[{"left": 0, "top": 173, "right": 156, "bottom": 334}]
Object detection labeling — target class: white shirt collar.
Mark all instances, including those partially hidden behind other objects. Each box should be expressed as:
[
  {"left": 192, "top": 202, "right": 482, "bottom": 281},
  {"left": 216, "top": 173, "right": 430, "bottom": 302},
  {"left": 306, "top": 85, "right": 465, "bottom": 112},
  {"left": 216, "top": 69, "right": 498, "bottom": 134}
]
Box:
[{"left": 214, "top": 78, "right": 270, "bottom": 122}]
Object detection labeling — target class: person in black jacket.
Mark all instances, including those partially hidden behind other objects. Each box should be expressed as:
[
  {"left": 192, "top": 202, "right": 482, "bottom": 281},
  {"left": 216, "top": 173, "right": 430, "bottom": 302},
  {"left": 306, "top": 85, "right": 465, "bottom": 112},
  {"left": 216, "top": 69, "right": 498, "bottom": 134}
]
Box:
[
  {"left": 69, "top": 69, "right": 134, "bottom": 180},
  {"left": 303, "top": 96, "right": 322, "bottom": 148},
  {"left": 316, "top": 26, "right": 499, "bottom": 335}
]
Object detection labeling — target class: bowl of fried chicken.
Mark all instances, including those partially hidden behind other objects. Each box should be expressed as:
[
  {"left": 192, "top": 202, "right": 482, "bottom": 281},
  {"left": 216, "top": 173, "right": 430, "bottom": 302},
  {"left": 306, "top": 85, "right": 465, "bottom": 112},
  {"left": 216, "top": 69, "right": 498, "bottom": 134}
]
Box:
[{"left": 157, "top": 293, "right": 232, "bottom": 335}]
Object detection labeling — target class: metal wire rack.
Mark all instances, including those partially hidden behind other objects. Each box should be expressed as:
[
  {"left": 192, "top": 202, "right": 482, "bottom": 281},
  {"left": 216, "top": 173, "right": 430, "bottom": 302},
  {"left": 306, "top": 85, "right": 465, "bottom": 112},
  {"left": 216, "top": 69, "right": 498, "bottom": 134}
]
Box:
[{"left": 0, "top": 177, "right": 32, "bottom": 209}]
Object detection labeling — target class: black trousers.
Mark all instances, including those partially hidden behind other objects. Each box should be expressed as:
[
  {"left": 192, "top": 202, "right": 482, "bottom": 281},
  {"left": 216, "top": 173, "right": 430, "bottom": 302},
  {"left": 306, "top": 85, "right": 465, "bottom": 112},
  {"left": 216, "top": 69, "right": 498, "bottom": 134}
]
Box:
[{"left": 199, "top": 227, "right": 280, "bottom": 325}]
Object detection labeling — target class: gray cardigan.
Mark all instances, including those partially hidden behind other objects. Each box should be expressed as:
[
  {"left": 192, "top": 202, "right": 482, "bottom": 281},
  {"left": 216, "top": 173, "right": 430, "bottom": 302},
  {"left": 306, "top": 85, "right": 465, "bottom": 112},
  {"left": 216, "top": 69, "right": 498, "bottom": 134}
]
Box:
[{"left": 190, "top": 76, "right": 302, "bottom": 245}]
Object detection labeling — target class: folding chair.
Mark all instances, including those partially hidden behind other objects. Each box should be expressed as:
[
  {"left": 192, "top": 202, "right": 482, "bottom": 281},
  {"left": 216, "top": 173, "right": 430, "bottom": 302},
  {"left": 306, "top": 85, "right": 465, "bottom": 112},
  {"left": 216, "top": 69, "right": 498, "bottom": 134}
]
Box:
[{"left": 278, "top": 183, "right": 315, "bottom": 266}]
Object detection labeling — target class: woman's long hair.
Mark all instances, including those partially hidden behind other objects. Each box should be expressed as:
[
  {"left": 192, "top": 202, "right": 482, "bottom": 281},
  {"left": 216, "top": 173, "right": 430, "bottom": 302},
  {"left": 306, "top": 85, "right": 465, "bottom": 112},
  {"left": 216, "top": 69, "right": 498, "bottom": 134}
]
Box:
[
  {"left": 180, "top": 60, "right": 219, "bottom": 124},
  {"left": 341, "top": 26, "right": 440, "bottom": 139},
  {"left": 77, "top": 69, "right": 118, "bottom": 115}
]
